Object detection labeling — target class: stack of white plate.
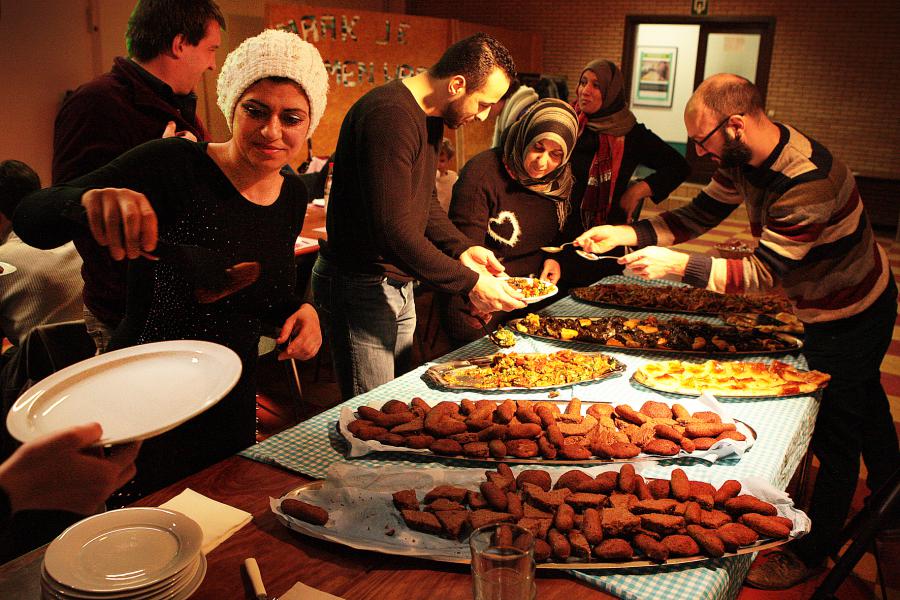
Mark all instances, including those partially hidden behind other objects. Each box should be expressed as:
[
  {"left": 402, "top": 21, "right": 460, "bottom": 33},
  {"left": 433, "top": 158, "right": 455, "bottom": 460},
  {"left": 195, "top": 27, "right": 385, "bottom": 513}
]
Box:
[{"left": 40, "top": 507, "right": 206, "bottom": 600}]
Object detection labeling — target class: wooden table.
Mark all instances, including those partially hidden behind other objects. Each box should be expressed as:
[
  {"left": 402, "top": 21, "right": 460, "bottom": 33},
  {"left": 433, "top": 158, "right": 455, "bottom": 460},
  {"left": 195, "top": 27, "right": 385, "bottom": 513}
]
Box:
[
  {"left": 0, "top": 456, "right": 614, "bottom": 599},
  {"left": 295, "top": 203, "right": 326, "bottom": 256}
]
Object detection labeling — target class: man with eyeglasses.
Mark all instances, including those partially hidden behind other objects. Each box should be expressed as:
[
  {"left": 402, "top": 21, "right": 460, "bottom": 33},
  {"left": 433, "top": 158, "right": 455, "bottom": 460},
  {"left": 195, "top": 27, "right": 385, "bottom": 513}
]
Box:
[{"left": 575, "top": 73, "right": 898, "bottom": 590}]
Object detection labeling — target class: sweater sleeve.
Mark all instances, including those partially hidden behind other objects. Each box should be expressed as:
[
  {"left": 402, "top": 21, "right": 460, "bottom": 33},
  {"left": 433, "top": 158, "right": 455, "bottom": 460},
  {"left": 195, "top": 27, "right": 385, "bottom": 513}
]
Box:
[
  {"left": 630, "top": 125, "right": 691, "bottom": 203},
  {"left": 356, "top": 108, "right": 478, "bottom": 294},
  {"left": 15, "top": 139, "right": 184, "bottom": 249},
  {"left": 634, "top": 170, "right": 743, "bottom": 249}
]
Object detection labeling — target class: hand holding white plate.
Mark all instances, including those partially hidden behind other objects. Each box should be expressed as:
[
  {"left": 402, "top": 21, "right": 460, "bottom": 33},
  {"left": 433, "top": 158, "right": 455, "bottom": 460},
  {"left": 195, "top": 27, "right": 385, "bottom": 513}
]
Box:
[{"left": 7, "top": 340, "right": 241, "bottom": 446}]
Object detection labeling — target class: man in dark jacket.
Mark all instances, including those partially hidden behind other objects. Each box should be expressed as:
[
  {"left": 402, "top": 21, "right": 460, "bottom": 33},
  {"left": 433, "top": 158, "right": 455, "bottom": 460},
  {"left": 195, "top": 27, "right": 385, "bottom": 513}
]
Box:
[{"left": 51, "top": 0, "right": 225, "bottom": 352}]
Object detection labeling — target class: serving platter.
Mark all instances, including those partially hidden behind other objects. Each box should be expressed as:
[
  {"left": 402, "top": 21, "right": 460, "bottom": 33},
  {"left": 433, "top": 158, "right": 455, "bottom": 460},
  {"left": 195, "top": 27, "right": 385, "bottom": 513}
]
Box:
[
  {"left": 507, "top": 315, "right": 803, "bottom": 356},
  {"left": 631, "top": 359, "right": 829, "bottom": 398},
  {"left": 337, "top": 394, "right": 756, "bottom": 463},
  {"left": 271, "top": 464, "right": 807, "bottom": 570},
  {"left": 421, "top": 350, "right": 626, "bottom": 391},
  {"left": 721, "top": 312, "right": 804, "bottom": 335},
  {"left": 571, "top": 284, "right": 792, "bottom": 316}
]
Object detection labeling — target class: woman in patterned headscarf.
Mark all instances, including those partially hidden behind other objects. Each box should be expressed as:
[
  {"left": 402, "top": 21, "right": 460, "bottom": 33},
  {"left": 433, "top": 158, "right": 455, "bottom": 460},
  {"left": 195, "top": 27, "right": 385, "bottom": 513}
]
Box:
[
  {"left": 559, "top": 59, "right": 689, "bottom": 286},
  {"left": 443, "top": 98, "right": 578, "bottom": 342}
]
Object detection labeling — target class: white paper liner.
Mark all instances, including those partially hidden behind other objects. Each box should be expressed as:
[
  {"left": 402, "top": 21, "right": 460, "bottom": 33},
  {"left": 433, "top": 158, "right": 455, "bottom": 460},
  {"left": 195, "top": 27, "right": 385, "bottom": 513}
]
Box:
[
  {"left": 337, "top": 392, "right": 752, "bottom": 463},
  {"left": 270, "top": 462, "right": 810, "bottom": 565}
]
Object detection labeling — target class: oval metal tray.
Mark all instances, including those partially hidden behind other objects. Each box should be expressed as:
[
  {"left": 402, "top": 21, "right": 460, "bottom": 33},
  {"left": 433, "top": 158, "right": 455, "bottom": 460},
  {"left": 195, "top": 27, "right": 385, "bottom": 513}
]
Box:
[
  {"left": 421, "top": 351, "right": 627, "bottom": 392},
  {"left": 506, "top": 317, "right": 803, "bottom": 356},
  {"left": 274, "top": 480, "right": 792, "bottom": 570}
]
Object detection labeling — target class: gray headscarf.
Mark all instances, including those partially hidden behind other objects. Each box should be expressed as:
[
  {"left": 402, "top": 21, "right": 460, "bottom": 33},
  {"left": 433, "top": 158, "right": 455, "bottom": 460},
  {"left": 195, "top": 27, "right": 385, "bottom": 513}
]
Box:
[{"left": 500, "top": 98, "right": 578, "bottom": 228}]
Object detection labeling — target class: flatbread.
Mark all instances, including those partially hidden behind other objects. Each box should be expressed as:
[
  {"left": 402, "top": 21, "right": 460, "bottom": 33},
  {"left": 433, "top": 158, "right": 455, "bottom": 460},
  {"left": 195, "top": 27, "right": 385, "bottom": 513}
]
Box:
[{"left": 633, "top": 360, "right": 830, "bottom": 397}]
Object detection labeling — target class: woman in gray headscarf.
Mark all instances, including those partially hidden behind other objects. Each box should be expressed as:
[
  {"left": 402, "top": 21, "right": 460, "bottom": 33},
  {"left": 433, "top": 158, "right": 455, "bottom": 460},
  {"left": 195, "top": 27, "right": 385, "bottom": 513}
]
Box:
[
  {"left": 443, "top": 98, "right": 578, "bottom": 342},
  {"left": 558, "top": 59, "right": 690, "bottom": 286}
]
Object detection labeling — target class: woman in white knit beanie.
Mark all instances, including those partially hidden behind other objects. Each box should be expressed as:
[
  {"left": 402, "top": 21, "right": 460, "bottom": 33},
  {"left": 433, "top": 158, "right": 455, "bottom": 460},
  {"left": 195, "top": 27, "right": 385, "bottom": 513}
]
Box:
[{"left": 13, "top": 28, "right": 330, "bottom": 495}]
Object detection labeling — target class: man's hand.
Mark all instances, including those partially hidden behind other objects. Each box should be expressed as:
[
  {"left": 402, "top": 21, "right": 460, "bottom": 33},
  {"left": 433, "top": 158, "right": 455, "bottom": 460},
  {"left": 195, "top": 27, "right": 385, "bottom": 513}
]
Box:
[
  {"left": 468, "top": 274, "right": 526, "bottom": 314},
  {"left": 620, "top": 246, "right": 690, "bottom": 280},
  {"left": 575, "top": 225, "right": 637, "bottom": 255},
  {"left": 82, "top": 188, "right": 158, "bottom": 260},
  {"left": 0, "top": 423, "right": 140, "bottom": 515},
  {"left": 161, "top": 121, "right": 198, "bottom": 142},
  {"left": 276, "top": 303, "right": 322, "bottom": 360},
  {"left": 460, "top": 246, "right": 505, "bottom": 277},
  {"left": 539, "top": 258, "right": 561, "bottom": 284}
]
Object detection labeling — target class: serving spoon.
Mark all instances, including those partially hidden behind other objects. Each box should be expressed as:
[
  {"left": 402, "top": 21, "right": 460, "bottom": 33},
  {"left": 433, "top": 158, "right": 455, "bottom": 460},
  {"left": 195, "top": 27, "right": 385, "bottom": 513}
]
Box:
[{"left": 541, "top": 242, "right": 619, "bottom": 262}]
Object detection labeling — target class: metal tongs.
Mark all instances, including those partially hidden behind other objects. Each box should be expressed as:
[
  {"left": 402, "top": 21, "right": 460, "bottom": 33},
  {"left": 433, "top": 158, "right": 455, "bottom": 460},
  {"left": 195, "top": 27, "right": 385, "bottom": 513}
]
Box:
[
  {"left": 472, "top": 312, "right": 515, "bottom": 348},
  {"left": 150, "top": 240, "right": 260, "bottom": 303}
]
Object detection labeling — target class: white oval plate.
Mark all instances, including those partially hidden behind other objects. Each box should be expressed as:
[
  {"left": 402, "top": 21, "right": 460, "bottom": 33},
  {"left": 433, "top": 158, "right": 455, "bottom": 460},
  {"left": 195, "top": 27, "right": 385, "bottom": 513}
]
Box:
[
  {"left": 505, "top": 277, "right": 558, "bottom": 304},
  {"left": 43, "top": 508, "right": 203, "bottom": 593},
  {"left": 6, "top": 340, "right": 241, "bottom": 446},
  {"left": 42, "top": 554, "right": 203, "bottom": 600}
]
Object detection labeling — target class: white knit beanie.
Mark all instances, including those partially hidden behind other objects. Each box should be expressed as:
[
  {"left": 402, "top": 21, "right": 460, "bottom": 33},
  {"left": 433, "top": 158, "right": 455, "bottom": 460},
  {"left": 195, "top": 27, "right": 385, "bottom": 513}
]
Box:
[{"left": 216, "top": 29, "right": 328, "bottom": 136}]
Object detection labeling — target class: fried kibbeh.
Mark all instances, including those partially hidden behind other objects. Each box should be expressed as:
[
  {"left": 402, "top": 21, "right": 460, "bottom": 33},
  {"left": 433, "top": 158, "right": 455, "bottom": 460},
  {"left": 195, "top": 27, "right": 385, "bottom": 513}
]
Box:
[
  {"left": 281, "top": 498, "right": 329, "bottom": 526},
  {"left": 594, "top": 538, "right": 634, "bottom": 561},
  {"left": 724, "top": 495, "right": 778, "bottom": 516},
  {"left": 346, "top": 397, "right": 748, "bottom": 461},
  {"left": 384, "top": 467, "right": 798, "bottom": 566},
  {"left": 661, "top": 534, "right": 701, "bottom": 557}
]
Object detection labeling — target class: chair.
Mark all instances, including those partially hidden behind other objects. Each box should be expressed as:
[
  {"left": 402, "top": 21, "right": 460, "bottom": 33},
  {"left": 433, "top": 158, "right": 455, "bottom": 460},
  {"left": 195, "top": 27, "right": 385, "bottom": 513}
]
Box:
[
  {"left": 0, "top": 320, "right": 95, "bottom": 459},
  {"left": 811, "top": 466, "right": 900, "bottom": 599}
]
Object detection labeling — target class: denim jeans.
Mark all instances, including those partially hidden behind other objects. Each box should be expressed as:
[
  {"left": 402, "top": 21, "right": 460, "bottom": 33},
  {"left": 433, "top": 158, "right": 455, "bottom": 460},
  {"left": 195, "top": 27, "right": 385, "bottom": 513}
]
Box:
[
  {"left": 791, "top": 277, "right": 900, "bottom": 566},
  {"left": 312, "top": 256, "right": 416, "bottom": 400}
]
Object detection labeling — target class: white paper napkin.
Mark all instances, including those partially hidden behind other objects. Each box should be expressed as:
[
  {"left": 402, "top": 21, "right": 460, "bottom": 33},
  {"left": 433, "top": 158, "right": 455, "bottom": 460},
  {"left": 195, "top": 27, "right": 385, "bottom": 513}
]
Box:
[
  {"left": 159, "top": 488, "right": 252, "bottom": 554},
  {"left": 281, "top": 581, "right": 345, "bottom": 599}
]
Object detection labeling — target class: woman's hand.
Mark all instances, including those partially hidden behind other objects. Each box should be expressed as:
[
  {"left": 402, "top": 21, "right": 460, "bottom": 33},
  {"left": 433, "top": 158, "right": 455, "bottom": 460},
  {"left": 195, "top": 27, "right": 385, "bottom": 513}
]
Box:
[
  {"left": 540, "top": 258, "right": 561, "bottom": 284},
  {"left": 82, "top": 188, "right": 158, "bottom": 260},
  {"left": 619, "top": 181, "right": 651, "bottom": 222},
  {"left": 276, "top": 303, "right": 322, "bottom": 360}
]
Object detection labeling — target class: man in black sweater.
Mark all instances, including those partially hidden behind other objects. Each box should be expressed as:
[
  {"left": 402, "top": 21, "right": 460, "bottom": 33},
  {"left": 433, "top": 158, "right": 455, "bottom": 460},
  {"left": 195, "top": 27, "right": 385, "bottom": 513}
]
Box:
[{"left": 314, "top": 33, "right": 526, "bottom": 399}]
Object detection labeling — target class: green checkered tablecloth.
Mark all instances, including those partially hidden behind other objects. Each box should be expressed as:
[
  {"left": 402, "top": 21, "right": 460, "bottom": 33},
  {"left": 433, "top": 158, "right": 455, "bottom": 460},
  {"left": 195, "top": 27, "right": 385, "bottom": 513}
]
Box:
[{"left": 242, "top": 275, "right": 819, "bottom": 600}]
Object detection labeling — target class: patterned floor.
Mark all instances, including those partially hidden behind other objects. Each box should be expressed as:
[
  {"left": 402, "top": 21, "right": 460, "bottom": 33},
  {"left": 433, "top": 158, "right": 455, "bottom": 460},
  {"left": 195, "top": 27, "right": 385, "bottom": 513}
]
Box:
[{"left": 258, "top": 188, "right": 900, "bottom": 598}]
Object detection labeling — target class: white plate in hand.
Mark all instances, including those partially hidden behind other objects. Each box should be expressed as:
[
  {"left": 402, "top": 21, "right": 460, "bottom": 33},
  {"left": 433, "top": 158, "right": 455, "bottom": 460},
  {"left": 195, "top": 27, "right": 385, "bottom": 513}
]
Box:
[
  {"left": 505, "top": 277, "right": 558, "bottom": 304},
  {"left": 6, "top": 340, "right": 241, "bottom": 446}
]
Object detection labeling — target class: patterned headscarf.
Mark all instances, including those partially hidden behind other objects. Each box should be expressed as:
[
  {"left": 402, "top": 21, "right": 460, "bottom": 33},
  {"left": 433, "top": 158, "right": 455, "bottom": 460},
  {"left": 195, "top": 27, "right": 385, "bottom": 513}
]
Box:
[{"left": 501, "top": 98, "right": 578, "bottom": 229}]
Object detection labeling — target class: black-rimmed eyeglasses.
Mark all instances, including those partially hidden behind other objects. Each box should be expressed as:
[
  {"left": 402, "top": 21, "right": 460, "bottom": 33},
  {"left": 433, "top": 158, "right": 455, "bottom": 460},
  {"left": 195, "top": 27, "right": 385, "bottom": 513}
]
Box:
[{"left": 693, "top": 113, "right": 742, "bottom": 151}]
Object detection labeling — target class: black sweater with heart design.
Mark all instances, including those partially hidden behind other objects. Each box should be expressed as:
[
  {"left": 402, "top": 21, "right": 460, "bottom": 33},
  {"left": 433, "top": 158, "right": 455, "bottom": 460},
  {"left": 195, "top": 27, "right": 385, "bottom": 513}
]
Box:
[{"left": 449, "top": 148, "right": 563, "bottom": 278}]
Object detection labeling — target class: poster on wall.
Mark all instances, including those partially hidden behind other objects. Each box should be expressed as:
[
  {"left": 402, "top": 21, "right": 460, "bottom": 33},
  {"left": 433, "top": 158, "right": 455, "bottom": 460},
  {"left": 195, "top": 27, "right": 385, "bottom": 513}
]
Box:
[{"left": 634, "top": 47, "right": 677, "bottom": 107}]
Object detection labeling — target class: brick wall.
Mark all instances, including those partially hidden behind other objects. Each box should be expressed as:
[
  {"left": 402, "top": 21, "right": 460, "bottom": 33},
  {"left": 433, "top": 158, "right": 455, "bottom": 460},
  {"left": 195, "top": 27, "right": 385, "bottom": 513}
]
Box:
[{"left": 408, "top": 0, "right": 900, "bottom": 180}]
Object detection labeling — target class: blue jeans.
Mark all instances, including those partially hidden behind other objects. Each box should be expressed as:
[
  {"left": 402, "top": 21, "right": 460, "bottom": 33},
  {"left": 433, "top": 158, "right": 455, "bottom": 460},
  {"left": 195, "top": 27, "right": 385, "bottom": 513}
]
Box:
[{"left": 312, "top": 256, "right": 416, "bottom": 400}]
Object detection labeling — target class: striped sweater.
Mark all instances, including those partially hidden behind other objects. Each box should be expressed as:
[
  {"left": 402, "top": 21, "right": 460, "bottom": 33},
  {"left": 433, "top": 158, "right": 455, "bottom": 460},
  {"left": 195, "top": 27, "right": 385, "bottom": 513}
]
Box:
[{"left": 633, "top": 123, "right": 889, "bottom": 324}]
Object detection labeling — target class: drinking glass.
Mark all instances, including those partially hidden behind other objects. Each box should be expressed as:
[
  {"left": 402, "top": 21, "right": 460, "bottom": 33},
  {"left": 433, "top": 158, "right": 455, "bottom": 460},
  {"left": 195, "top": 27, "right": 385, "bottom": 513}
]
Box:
[{"left": 469, "top": 523, "right": 535, "bottom": 600}]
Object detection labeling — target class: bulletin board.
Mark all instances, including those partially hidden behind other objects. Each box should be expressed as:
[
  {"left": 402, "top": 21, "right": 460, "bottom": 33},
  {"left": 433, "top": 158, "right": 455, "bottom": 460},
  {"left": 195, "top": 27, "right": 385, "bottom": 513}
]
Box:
[
  {"left": 266, "top": 5, "right": 451, "bottom": 160},
  {"left": 264, "top": 5, "right": 542, "bottom": 167}
]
